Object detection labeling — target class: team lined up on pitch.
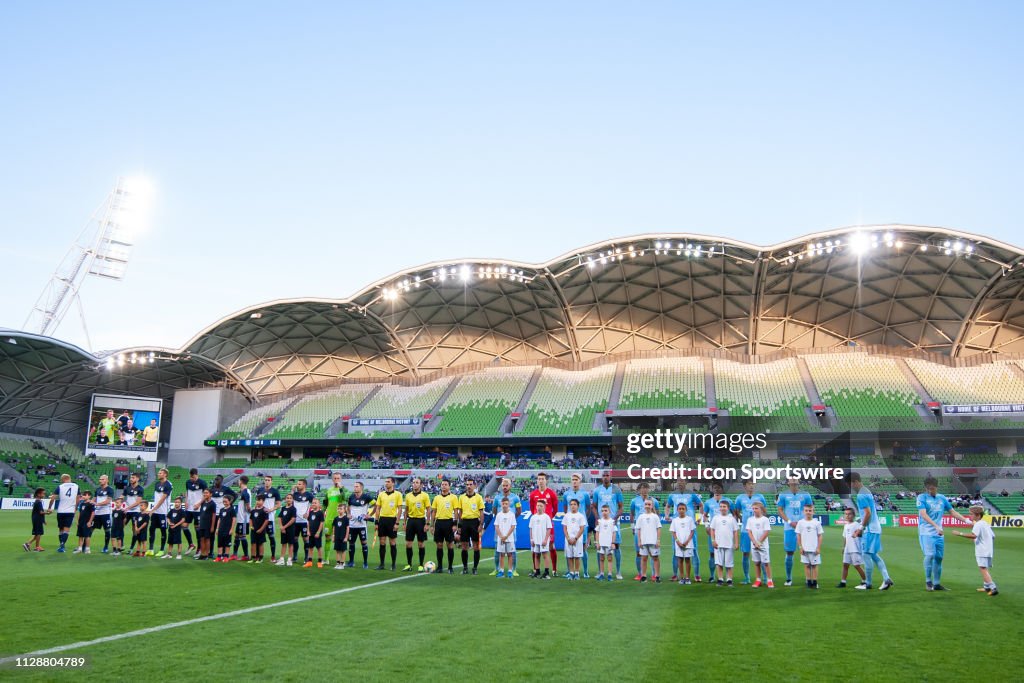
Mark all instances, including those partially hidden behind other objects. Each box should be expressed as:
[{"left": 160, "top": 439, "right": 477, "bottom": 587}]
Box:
[{"left": 24, "top": 469, "right": 999, "bottom": 595}]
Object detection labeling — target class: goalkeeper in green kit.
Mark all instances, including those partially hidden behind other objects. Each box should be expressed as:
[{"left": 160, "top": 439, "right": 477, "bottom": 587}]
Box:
[{"left": 324, "top": 472, "right": 348, "bottom": 541}]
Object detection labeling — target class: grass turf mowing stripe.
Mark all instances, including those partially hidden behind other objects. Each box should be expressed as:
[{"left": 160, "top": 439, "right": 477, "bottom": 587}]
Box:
[{"left": 0, "top": 550, "right": 520, "bottom": 664}]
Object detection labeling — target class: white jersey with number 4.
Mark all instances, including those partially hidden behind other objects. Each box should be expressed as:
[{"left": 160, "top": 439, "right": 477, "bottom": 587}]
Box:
[{"left": 54, "top": 482, "right": 79, "bottom": 513}]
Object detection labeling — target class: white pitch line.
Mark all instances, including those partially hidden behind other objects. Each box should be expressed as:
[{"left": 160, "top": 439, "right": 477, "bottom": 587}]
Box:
[{"left": 0, "top": 551, "right": 522, "bottom": 664}]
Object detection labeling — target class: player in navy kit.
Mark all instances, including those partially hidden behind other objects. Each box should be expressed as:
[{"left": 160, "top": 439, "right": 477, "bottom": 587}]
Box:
[
  {"left": 183, "top": 468, "right": 207, "bottom": 552},
  {"left": 255, "top": 475, "right": 282, "bottom": 562},
  {"left": 93, "top": 474, "right": 115, "bottom": 553},
  {"left": 149, "top": 468, "right": 173, "bottom": 557},
  {"left": 123, "top": 473, "right": 145, "bottom": 553},
  {"left": 346, "top": 482, "right": 376, "bottom": 568},
  {"left": 291, "top": 479, "right": 314, "bottom": 564},
  {"left": 231, "top": 475, "right": 252, "bottom": 561}
]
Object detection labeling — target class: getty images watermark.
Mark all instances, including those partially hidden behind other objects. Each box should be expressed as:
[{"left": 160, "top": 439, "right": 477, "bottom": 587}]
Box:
[{"left": 623, "top": 429, "right": 846, "bottom": 483}]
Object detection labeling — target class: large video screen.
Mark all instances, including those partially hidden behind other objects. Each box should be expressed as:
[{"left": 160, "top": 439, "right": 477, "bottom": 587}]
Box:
[{"left": 86, "top": 394, "right": 164, "bottom": 462}]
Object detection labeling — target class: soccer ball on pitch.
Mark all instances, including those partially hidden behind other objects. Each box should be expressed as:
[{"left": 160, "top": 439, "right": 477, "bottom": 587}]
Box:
[{"left": 423, "top": 561, "right": 437, "bottom": 573}]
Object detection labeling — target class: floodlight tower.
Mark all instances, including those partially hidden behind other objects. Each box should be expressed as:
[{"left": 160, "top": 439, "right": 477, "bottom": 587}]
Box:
[{"left": 23, "top": 176, "right": 153, "bottom": 349}]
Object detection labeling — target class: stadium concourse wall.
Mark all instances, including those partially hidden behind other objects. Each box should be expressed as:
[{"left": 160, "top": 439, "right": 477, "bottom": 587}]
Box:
[{"left": 168, "top": 388, "right": 250, "bottom": 469}]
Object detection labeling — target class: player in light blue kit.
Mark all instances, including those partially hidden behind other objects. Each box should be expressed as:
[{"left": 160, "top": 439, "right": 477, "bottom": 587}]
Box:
[
  {"left": 733, "top": 479, "right": 768, "bottom": 584},
  {"left": 701, "top": 483, "right": 732, "bottom": 580},
  {"left": 775, "top": 477, "right": 814, "bottom": 586},
  {"left": 591, "top": 472, "right": 624, "bottom": 580},
  {"left": 563, "top": 473, "right": 593, "bottom": 578},
  {"left": 665, "top": 478, "right": 702, "bottom": 582},
  {"left": 850, "top": 472, "right": 894, "bottom": 590},
  {"left": 917, "top": 475, "right": 971, "bottom": 591},
  {"left": 490, "top": 478, "right": 522, "bottom": 576},
  {"left": 630, "top": 483, "right": 659, "bottom": 580}
]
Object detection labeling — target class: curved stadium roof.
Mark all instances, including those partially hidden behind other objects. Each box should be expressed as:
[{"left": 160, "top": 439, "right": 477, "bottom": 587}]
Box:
[{"left": 3, "top": 224, "right": 1024, "bottom": 436}]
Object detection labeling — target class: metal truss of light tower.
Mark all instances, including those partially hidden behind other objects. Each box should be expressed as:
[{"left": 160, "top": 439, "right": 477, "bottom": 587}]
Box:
[{"left": 24, "top": 176, "right": 150, "bottom": 345}]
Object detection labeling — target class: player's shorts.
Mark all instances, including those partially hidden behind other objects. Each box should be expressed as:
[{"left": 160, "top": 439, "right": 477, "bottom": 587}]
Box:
[
  {"left": 740, "top": 530, "right": 752, "bottom": 553},
  {"left": 751, "top": 543, "right": 770, "bottom": 564},
  {"left": 674, "top": 545, "right": 694, "bottom": 559},
  {"left": 783, "top": 527, "right": 798, "bottom": 553},
  {"left": 714, "top": 547, "right": 734, "bottom": 568},
  {"left": 294, "top": 524, "right": 309, "bottom": 541},
  {"left": 531, "top": 542, "right": 550, "bottom": 553},
  {"left": 564, "top": 539, "right": 584, "bottom": 558},
  {"left": 235, "top": 522, "right": 250, "bottom": 536},
  {"left": 32, "top": 520, "right": 45, "bottom": 536},
  {"left": 497, "top": 540, "right": 516, "bottom": 554},
  {"left": 406, "top": 518, "right": 427, "bottom": 542},
  {"left": 93, "top": 514, "right": 111, "bottom": 530},
  {"left": 185, "top": 510, "right": 199, "bottom": 523},
  {"left": 587, "top": 513, "right": 597, "bottom": 534},
  {"left": 458, "top": 519, "right": 480, "bottom": 544},
  {"left": 976, "top": 555, "right": 993, "bottom": 569},
  {"left": 800, "top": 551, "right": 821, "bottom": 566},
  {"left": 168, "top": 527, "right": 182, "bottom": 545},
  {"left": 861, "top": 531, "right": 882, "bottom": 555},
  {"left": 639, "top": 543, "right": 660, "bottom": 557},
  {"left": 349, "top": 526, "right": 368, "bottom": 544},
  {"left": 57, "top": 513, "right": 75, "bottom": 529},
  {"left": 433, "top": 520, "right": 455, "bottom": 544},
  {"left": 377, "top": 517, "right": 398, "bottom": 539},
  {"left": 843, "top": 551, "right": 863, "bottom": 566},
  {"left": 308, "top": 535, "right": 322, "bottom": 549},
  {"left": 919, "top": 534, "right": 945, "bottom": 558},
  {"left": 598, "top": 544, "right": 613, "bottom": 556}
]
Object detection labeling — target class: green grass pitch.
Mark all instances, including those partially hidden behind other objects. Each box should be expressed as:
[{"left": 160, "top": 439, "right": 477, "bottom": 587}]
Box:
[{"left": 0, "top": 511, "right": 1018, "bottom": 681}]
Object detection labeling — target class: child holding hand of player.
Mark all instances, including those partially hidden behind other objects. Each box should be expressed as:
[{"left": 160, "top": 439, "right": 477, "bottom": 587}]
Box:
[
  {"left": 595, "top": 505, "right": 617, "bottom": 581},
  {"left": 838, "top": 507, "right": 866, "bottom": 588},
  {"left": 494, "top": 497, "right": 517, "bottom": 578},
  {"left": 745, "top": 501, "right": 774, "bottom": 588},
  {"left": 529, "top": 499, "right": 553, "bottom": 579},
  {"left": 710, "top": 499, "right": 738, "bottom": 586},
  {"left": 955, "top": 505, "right": 998, "bottom": 596},
  {"left": 795, "top": 504, "right": 823, "bottom": 589}
]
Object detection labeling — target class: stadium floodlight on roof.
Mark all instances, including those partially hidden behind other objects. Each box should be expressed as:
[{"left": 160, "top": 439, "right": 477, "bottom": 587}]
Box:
[{"left": 23, "top": 176, "right": 153, "bottom": 347}]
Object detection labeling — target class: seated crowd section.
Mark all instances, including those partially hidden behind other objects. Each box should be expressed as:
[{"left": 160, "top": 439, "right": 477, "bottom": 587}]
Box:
[{"left": 211, "top": 352, "right": 1024, "bottom": 441}]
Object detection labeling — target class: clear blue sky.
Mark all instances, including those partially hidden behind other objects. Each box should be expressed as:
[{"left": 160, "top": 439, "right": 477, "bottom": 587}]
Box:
[{"left": 1, "top": 1, "right": 1021, "bottom": 352}]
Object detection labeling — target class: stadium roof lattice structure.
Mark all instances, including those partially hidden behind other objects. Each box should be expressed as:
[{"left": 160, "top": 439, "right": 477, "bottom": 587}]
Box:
[{"left": 2, "top": 224, "right": 1024, "bottom": 437}]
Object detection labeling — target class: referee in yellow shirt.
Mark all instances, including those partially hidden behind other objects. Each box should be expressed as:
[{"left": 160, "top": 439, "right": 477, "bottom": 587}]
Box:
[
  {"left": 456, "top": 478, "right": 485, "bottom": 574},
  {"left": 428, "top": 479, "right": 458, "bottom": 574},
  {"left": 374, "top": 477, "right": 403, "bottom": 570},
  {"left": 402, "top": 477, "right": 431, "bottom": 572}
]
